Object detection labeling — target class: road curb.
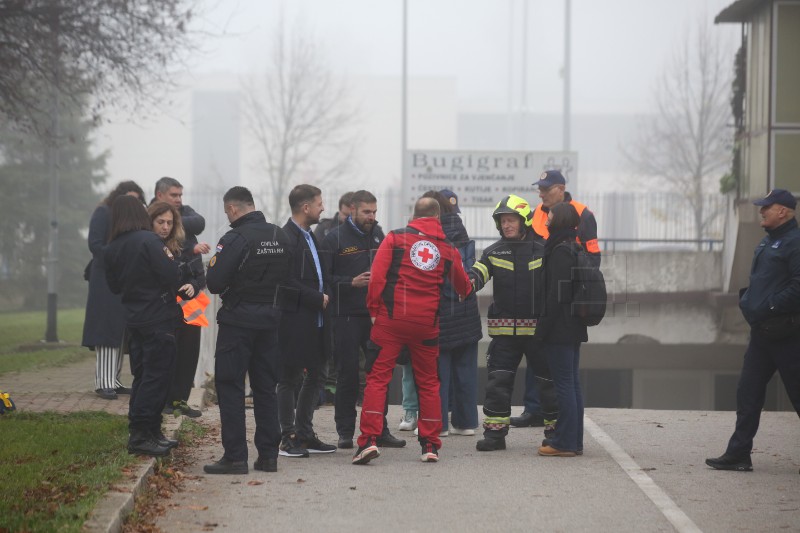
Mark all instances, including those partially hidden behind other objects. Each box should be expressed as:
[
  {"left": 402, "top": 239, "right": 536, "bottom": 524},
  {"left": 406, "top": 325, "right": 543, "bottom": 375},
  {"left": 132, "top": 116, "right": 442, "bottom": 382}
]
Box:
[{"left": 82, "top": 388, "right": 205, "bottom": 533}]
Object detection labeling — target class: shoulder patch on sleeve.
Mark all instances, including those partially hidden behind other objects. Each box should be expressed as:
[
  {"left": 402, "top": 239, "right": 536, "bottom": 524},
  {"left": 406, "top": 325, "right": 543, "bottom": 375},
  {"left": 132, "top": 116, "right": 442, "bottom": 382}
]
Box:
[
  {"left": 163, "top": 246, "right": 174, "bottom": 260},
  {"left": 209, "top": 255, "right": 217, "bottom": 267}
]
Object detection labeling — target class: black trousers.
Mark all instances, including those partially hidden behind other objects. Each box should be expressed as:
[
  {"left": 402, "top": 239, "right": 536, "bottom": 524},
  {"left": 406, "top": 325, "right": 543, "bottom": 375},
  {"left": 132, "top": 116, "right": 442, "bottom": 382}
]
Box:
[
  {"left": 726, "top": 330, "right": 800, "bottom": 457},
  {"left": 334, "top": 316, "right": 392, "bottom": 439},
  {"left": 215, "top": 324, "right": 282, "bottom": 461},
  {"left": 483, "top": 336, "right": 558, "bottom": 437},
  {"left": 128, "top": 322, "right": 177, "bottom": 434},
  {"left": 166, "top": 322, "right": 201, "bottom": 406}
]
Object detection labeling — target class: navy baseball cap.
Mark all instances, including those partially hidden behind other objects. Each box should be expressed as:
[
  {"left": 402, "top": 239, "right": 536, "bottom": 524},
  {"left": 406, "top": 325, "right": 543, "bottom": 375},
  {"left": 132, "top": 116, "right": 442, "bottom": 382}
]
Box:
[
  {"left": 439, "top": 189, "right": 460, "bottom": 213},
  {"left": 533, "top": 170, "right": 566, "bottom": 189},
  {"left": 753, "top": 189, "right": 797, "bottom": 210}
]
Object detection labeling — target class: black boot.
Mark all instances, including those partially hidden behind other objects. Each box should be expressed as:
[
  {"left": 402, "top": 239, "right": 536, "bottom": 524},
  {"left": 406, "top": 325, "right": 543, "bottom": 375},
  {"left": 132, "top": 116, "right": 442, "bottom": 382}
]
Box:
[
  {"left": 254, "top": 456, "right": 278, "bottom": 472},
  {"left": 204, "top": 457, "right": 249, "bottom": 475},
  {"left": 128, "top": 429, "right": 171, "bottom": 457},
  {"left": 476, "top": 436, "right": 507, "bottom": 451},
  {"left": 153, "top": 430, "right": 179, "bottom": 449},
  {"left": 510, "top": 411, "right": 545, "bottom": 427}
]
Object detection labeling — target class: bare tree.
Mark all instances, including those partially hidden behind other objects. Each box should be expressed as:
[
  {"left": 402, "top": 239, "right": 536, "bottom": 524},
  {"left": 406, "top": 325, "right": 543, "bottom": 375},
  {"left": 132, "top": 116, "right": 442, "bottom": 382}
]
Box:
[
  {"left": 624, "top": 20, "right": 733, "bottom": 247},
  {"left": 242, "top": 17, "right": 359, "bottom": 222},
  {"left": 0, "top": 0, "right": 197, "bottom": 132}
]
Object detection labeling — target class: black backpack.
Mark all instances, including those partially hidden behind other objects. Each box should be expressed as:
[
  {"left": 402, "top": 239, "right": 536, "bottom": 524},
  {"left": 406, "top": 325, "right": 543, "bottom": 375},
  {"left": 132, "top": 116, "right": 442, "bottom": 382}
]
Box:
[{"left": 558, "top": 242, "right": 607, "bottom": 327}]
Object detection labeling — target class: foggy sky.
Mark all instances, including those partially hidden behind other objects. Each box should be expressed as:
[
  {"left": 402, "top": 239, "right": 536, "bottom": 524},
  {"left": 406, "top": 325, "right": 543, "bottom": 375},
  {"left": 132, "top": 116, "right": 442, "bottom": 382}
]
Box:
[{"left": 194, "top": 0, "right": 739, "bottom": 115}]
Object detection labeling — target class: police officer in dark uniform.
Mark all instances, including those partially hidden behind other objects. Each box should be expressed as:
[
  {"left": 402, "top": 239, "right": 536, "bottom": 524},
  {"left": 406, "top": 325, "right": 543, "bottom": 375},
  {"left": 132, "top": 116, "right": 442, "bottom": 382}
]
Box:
[
  {"left": 104, "top": 195, "right": 194, "bottom": 457},
  {"left": 707, "top": 189, "right": 800, "bottom": 472},
  {"left": 203, "top": 186, "right": 292, "bottom": 475}
]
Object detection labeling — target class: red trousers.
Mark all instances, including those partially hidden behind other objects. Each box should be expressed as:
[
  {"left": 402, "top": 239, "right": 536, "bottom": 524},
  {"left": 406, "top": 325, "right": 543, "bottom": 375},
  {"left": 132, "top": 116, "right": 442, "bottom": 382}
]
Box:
[{"left": 357, "top": 316, "right": 442, "bottom": 449}]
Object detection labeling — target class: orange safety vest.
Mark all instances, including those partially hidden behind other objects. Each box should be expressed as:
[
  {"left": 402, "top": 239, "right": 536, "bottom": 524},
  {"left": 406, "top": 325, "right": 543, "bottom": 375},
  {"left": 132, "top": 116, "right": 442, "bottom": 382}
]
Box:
[
  {"left": 531, "top": 200, "right": 600, "bottom": 254},
  {"left": 178, "top": 291, "right": 210, "bottom": 327}
]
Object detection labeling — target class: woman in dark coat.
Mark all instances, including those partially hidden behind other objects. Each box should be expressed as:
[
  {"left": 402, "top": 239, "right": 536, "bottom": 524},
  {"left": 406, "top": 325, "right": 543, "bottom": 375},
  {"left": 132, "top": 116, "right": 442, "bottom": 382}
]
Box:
[
  {"left": 536, "top": 202, "right": 588, "bottom": 457},
  {"left": 82, "top": 181, "right": 145, "bottom": 400},
  {"left": 104, "top": 195, "right": 193, "bottom": 456}
]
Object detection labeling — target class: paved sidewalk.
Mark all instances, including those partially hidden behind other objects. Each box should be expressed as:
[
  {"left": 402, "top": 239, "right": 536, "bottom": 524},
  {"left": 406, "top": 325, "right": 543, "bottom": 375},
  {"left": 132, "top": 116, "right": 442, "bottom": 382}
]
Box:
[{"left": 4, "top": 359, "right": 799, "bottom": 532}]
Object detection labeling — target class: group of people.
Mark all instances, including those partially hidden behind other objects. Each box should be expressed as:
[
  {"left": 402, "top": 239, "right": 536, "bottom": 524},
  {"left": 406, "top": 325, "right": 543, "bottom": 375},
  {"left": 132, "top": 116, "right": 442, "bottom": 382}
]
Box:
[
  {"left": 82, "top": 177, "right": 209, "bottom": 456},
  {"left": 85, "top": 169, "right": 800, "bottom": 475}
]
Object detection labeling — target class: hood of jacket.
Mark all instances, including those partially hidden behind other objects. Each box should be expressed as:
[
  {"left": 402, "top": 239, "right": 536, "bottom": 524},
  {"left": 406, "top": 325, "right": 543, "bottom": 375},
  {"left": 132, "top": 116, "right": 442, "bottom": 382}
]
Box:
[{"left": 407, "top": 216, "right": 446, "bottom": 240}]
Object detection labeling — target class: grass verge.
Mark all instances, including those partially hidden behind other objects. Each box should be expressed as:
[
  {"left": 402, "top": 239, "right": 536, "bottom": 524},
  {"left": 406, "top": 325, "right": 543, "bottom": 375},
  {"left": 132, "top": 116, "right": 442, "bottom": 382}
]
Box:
[
  {"left": 0, "top": 308, "right": 93, "bottom": 375},
  {"left": 123, "top": 419, "right": 208, "bottom": 532},
  {"left": 0, "top": 411, "right": 139, "bottom": 533}
]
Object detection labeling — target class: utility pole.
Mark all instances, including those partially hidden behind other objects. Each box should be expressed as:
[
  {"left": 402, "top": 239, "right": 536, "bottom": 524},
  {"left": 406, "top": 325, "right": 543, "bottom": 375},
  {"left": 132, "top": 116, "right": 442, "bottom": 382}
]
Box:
[
  {"left": 401, "top": 0, "right": 408, "bottom": 228},
  {"left": 44, "top": 6, "right": 61, "bottom": 342},
  {"left": 563, "top": 0, "right": 572, "bottom": 152}
]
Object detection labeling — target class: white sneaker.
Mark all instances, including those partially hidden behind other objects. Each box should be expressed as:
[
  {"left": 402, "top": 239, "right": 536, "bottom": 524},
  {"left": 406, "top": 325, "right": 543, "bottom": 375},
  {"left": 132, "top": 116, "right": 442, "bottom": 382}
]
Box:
[
  {"left": 398, "top": 410, "right": 417, "bottom": 431},
  {"left": 449, "top": 427, "right": 476, "bottom": 436},
  {"left": 413, "top": 428, "right": 448, "bottom": 437}
]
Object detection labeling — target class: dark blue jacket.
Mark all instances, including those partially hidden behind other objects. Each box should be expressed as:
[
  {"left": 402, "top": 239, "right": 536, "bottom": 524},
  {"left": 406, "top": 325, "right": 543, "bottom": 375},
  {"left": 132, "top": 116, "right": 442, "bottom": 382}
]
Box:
[
  {"left": 321, "top": 217, "right": 384, "bottom": 317},
  {"left": 438, "top": 213, "right": 482, "bottom": 350},
  {"left": 104, "top": 229, "right": 183, "bottom": 328},
  {"left": 206, "top": 211, "right": 290, "bottom": 330},
  {"left": 739, "top": 218, "right": 800, "bottom": 326}
]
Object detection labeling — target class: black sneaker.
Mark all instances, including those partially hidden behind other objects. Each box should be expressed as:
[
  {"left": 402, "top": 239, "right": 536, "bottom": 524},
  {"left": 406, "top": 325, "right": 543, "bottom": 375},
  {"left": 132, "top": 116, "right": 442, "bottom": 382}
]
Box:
[
  {"left": 254, "top": 456, "right": 278, "bottom": 472},
  {"left": 95, "top": 388, "right": 117, "bottom": 400},
  {"left": 476, "top": 436, "right": 506, "bottom": 451},
  {"left": 174, "top": 400, "right": 202, "bottom": 418},
  {"left": 338, "top": 436, "right": 354, "bottom": 449},
  {"left": 298, "top": 434, "right": 336, "bottom": 454},
  {"left": 352, "top": 437, "right": 379, "bottom": 465},
  {"left": 705, "top": 453, "right": 753, "bottom": 472},
  {"left": 420, "top": 439, "right": 439, "bottom": 463},
  {"left": 376, "top": 432, "right": 407, "bottom": 448},
  {"left": 279, "top": 434, "right": 310, "bottom": 458},
  {"left": 153, "top": 431, "right": 179, "bottom": 449},
  {"left": 204, "top": 457, "right": 248, "bottom": 475},
  {"left": 510, "top": 411, "right": 545, "bottom": 427},
  {"left": 114, "top": 386, "right": 132, "bottom": 395}
]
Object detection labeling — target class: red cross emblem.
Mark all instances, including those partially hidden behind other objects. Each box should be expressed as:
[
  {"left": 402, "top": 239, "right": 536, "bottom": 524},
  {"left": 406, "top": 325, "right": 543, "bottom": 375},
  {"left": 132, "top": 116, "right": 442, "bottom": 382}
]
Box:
[{"left": 410, "top": 240, "right": 440, "bottom": 271}]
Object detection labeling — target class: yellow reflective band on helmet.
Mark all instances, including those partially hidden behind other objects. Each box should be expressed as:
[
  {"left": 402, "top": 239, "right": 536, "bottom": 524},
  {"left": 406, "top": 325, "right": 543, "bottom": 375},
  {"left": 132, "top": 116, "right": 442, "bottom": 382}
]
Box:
[
  {"left": 529, "top": 258, "right": 542, "bottom": 270},
  {"left": 488, "top": 256, "right": 514, "bottom": 271},
  {"left": 473, "top": 261, "right": 490, "bottom": 282}
]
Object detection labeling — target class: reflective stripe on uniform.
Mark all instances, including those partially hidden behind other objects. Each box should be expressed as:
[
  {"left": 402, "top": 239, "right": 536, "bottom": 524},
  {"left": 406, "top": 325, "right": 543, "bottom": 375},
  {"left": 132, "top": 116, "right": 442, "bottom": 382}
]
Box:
[
  {"left": 473, "top": 261, "right": 490, "bottom": 282},
  {"left": 529, "top": 258, "right": 542, "bottom": 270},
  {"left": 488, "top": 256, "right": 514, "bottom": 271},
  {"left": 487, "top": 326, "right": 536, "bottom": 336}
]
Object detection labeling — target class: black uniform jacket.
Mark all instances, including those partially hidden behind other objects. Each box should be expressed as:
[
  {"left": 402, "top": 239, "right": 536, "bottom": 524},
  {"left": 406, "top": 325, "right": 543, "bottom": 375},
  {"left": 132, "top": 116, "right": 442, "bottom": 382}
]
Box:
[
  {"left": 206, "top": 211, "right": 290, "bottom": 330},
  {"left": 320, "top": 217, "right": 384, "bottom": 317},
  {"left": 469, "top": 229, "right": 544, "bottom": 337},
  {"left": 104, "top": 229, "right": 183, "bottom": 329},
  {"left": 739, "top": 218, "right": 800, "bottom": 327}
]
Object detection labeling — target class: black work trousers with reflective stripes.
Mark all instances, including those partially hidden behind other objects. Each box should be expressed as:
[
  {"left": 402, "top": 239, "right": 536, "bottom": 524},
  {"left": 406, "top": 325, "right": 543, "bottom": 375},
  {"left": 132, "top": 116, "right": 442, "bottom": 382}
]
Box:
[
  {"left": 128, "top": 322, "right": 177, "bottom": 435},
  {"left": 483, "top": 336, "right": 558, "bottom": 437},
  {"left": 726, "top": 330, "right": 800, "bottom": 457},
  {"left": 333, "top": 316, "right": 391, "bottom": 439},
  {"left": 215, "top": 324, "right": 282, "bottom": 462}
]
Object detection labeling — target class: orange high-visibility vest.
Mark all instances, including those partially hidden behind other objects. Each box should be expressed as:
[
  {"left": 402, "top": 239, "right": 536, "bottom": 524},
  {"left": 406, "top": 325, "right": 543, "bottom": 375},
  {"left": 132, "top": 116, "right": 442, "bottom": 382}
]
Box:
[
  {"left": 178, "top": 291, "right": 210, "bottom": 327},
  {"left": 531, "top": 200, "right": 600, "bottom": 254}
]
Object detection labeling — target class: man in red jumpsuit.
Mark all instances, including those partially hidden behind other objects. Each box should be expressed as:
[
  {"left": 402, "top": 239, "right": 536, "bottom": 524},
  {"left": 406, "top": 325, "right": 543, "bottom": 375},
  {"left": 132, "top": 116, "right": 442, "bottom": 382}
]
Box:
[{"left": 352, "top": 197, "right": 473, "bottom": 464}]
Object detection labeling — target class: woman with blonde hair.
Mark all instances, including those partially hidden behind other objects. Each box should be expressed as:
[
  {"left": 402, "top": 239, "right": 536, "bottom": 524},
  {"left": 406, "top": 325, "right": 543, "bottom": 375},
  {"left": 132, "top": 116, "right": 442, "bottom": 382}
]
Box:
[
  {"left": 147, "top": 200, "right": 205, "bottom": 418},
  {"left": 147, "top": 201, "right": 185, "bottom": 257}
]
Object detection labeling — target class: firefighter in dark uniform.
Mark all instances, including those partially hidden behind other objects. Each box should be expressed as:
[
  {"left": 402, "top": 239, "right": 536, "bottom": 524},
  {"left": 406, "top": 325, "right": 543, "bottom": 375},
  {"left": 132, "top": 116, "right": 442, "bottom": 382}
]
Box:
[
  {"left": 104, "top": 195, "right": 195, "bottom": 457},
  {"left": 203, "top": 186, "right": 292, "bottom": 475},
  {"left": 320, "top": 189, "right": 405, "bottom": 450},
  {"left": 469, "top": 194, "right": 558, "bottom": 452},
  {"left": 707, "top": 189, "right": 800, "bottom": 472}
]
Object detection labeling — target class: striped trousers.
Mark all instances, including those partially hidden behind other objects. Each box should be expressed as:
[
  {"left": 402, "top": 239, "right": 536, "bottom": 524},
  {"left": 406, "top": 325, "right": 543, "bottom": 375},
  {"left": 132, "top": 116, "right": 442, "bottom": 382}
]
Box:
[{"left": 95, "top": 345, "right": 123, "bottom": 390}]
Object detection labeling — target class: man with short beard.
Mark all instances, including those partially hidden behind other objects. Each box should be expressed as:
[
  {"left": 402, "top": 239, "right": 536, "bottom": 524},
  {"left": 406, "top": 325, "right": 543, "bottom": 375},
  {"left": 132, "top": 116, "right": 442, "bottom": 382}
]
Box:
[
  {"left": 321, "top": 190, "right": 406, "bottom": 450},
  {"left": 276, "top": 184, "right": 337, "bottom": 457}
]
